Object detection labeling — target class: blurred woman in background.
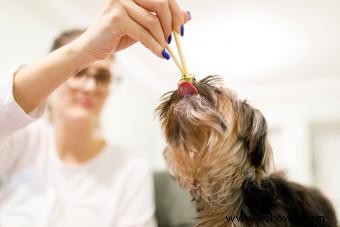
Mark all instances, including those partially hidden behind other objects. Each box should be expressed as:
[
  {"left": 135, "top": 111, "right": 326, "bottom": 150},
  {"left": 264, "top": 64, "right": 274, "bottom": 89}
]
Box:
[
  {"left": 0, "top": 1, "right": 190, "bottom": 225},
  {"left": 0, "top": 29, "right": 157, "bottom": 227}
]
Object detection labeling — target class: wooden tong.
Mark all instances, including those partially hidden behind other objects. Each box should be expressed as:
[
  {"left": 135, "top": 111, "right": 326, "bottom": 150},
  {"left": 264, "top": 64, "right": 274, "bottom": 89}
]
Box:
[
  {"left": 165, "top": 32, "right": 194, "bottom": 82},
  {"left": 165, "top": 31, "right": 198, "bottom": 96}
]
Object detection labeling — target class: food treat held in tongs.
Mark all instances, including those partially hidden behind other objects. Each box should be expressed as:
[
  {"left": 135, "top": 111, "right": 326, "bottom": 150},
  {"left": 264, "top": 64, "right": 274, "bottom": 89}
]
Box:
[
  {"left": 177, "top": 75, "right": 198, "bottom": 97},
  {"left": 165, "top": 32, "right": 198, "bottom": 97}
]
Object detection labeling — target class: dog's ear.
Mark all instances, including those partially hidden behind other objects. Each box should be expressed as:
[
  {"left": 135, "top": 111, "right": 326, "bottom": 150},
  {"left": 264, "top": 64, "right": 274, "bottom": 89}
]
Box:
[{"left": 236, "top": 101, "right": 269, "bottom": 168}]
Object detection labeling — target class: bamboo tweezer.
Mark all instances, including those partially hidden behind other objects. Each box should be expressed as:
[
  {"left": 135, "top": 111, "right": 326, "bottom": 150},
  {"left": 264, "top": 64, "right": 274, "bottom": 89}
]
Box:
[{"left": 165, "top": 32, "right": 192, "bottom": 80}]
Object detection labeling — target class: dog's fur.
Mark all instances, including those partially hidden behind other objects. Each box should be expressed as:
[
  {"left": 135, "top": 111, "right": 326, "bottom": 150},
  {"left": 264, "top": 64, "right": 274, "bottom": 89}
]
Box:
[{"left": 156, "top": 76, "right": 338, "bottom": 227}]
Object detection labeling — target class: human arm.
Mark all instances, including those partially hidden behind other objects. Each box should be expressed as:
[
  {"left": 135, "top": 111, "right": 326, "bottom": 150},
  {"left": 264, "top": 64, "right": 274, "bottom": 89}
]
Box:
[{"left": 13, "top": 0, "right": 190, "bottom": 114}]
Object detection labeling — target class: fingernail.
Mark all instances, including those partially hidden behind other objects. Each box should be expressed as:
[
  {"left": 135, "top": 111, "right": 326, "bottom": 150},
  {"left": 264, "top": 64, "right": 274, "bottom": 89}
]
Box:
[
  {"left": 167, "top": 34, "right": 172, "bottom": 44},
  {"left": 187, "top": 11, "right": 192, "bottom": 21},
  {"left": 162, "top": 49, "right": 170, "bottom": 60},
  {"left": 180, "top": 25, "right": 184, "bottom": 36}
]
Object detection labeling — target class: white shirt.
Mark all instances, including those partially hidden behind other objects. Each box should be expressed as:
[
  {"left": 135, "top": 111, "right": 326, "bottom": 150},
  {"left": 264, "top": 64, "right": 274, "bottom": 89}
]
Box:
[
  {"left": 0, "top": 70, "right": 157, "bottom": 227},
  {"left": 0, "top": 67, "right": 46, "bottom": 141}
]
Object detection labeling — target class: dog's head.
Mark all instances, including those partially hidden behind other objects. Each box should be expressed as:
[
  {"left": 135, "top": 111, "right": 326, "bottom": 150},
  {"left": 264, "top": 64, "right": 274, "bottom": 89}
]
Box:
[{"left": 156, "top": 76, "right": 271, "bottom": 197}]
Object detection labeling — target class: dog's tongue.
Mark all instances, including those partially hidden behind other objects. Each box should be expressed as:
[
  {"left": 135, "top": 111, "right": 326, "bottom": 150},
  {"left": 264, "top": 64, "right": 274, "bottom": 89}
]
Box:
[{"left": 178, "top": 81, "right": 198, "bottom": 96}]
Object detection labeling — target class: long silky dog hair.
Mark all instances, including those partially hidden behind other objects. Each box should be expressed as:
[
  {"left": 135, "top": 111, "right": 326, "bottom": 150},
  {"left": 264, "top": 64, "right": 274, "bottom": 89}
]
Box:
[{"left": 156, "top": 75, "right": 338, "bottom": 227}]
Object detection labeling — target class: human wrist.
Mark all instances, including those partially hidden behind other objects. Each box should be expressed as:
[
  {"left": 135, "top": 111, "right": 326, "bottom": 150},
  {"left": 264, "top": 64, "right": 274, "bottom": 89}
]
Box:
[{"left": 62, "top": 36, "right": 96, "bottom": 70}]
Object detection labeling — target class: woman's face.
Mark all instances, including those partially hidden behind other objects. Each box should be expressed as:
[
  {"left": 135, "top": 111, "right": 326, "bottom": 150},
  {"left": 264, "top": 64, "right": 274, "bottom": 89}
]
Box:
[{"left": 51, "top": 58, "right": 113, "bottom": 124}]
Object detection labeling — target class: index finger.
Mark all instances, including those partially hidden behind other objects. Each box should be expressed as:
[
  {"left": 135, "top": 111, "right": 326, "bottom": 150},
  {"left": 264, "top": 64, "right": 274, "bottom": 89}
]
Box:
[
  {"left": 133, "top": 0, "right": 190, "bottom": 41},
  {"left": 168, "top": 0, "right": 185, "bottom": 35}
]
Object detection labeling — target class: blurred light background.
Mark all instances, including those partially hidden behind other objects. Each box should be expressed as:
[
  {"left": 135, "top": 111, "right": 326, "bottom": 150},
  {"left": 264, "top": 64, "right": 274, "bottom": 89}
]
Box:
[{"left": 1, "top": 0, "right": 340, "bottom": 217}]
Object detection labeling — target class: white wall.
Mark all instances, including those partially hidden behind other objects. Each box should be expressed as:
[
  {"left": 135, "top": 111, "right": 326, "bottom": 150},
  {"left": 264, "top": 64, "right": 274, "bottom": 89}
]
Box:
[{"left": 1, "top": 0, "right": 340, "bottom": 217}]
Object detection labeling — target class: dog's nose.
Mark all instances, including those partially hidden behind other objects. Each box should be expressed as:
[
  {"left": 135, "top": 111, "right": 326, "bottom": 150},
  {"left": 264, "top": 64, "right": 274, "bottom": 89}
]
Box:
[{"left": 177, "top": 81, "right": 198, "bottom": 96}]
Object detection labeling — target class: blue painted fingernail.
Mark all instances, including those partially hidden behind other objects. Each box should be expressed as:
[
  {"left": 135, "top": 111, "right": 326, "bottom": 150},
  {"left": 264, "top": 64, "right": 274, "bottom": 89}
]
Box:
[
  {"left": 187, "top": 11, "right": 192, "bottom": 21},
  {"left": 180, "top": 25, "right": 184, "bottom": 36},
  {"left": 162, "top": 49, "right": 170, "bottom": 60},
  {"left": 167, "top": 34, "right": 172, "bottom": 44}
]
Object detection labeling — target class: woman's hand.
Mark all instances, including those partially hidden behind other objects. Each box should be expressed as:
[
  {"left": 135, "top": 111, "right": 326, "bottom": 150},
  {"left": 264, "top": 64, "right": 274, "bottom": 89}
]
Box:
[
  {"left": 11, "top": 0, "right": 190, "bottom": 114},
  {"left": 76, "top": 0, "right": 191, "bottom": 63}
]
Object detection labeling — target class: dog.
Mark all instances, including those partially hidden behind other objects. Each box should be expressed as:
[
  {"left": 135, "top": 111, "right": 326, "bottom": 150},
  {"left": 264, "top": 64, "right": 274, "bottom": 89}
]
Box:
[{"left": 156, "top": 75, "right": 338, "bottom": 227}]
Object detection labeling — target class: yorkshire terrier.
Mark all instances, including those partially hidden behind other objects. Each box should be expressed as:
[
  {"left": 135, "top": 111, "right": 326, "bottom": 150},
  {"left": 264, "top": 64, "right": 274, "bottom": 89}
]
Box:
[{"left": 156, "top": 76, "right": 338, "bottom": 227}]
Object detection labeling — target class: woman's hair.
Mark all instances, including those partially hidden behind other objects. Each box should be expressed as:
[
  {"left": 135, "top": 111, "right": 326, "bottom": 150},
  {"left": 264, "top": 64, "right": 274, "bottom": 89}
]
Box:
[{"left": 50, "top": 29, "right": 85, "bottom": 51}]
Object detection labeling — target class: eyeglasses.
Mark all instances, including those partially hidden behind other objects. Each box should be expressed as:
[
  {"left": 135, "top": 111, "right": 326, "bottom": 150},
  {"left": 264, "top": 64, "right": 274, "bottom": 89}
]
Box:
[{"left": 66, "top": 68, "right": 112, "bottom": 90}]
